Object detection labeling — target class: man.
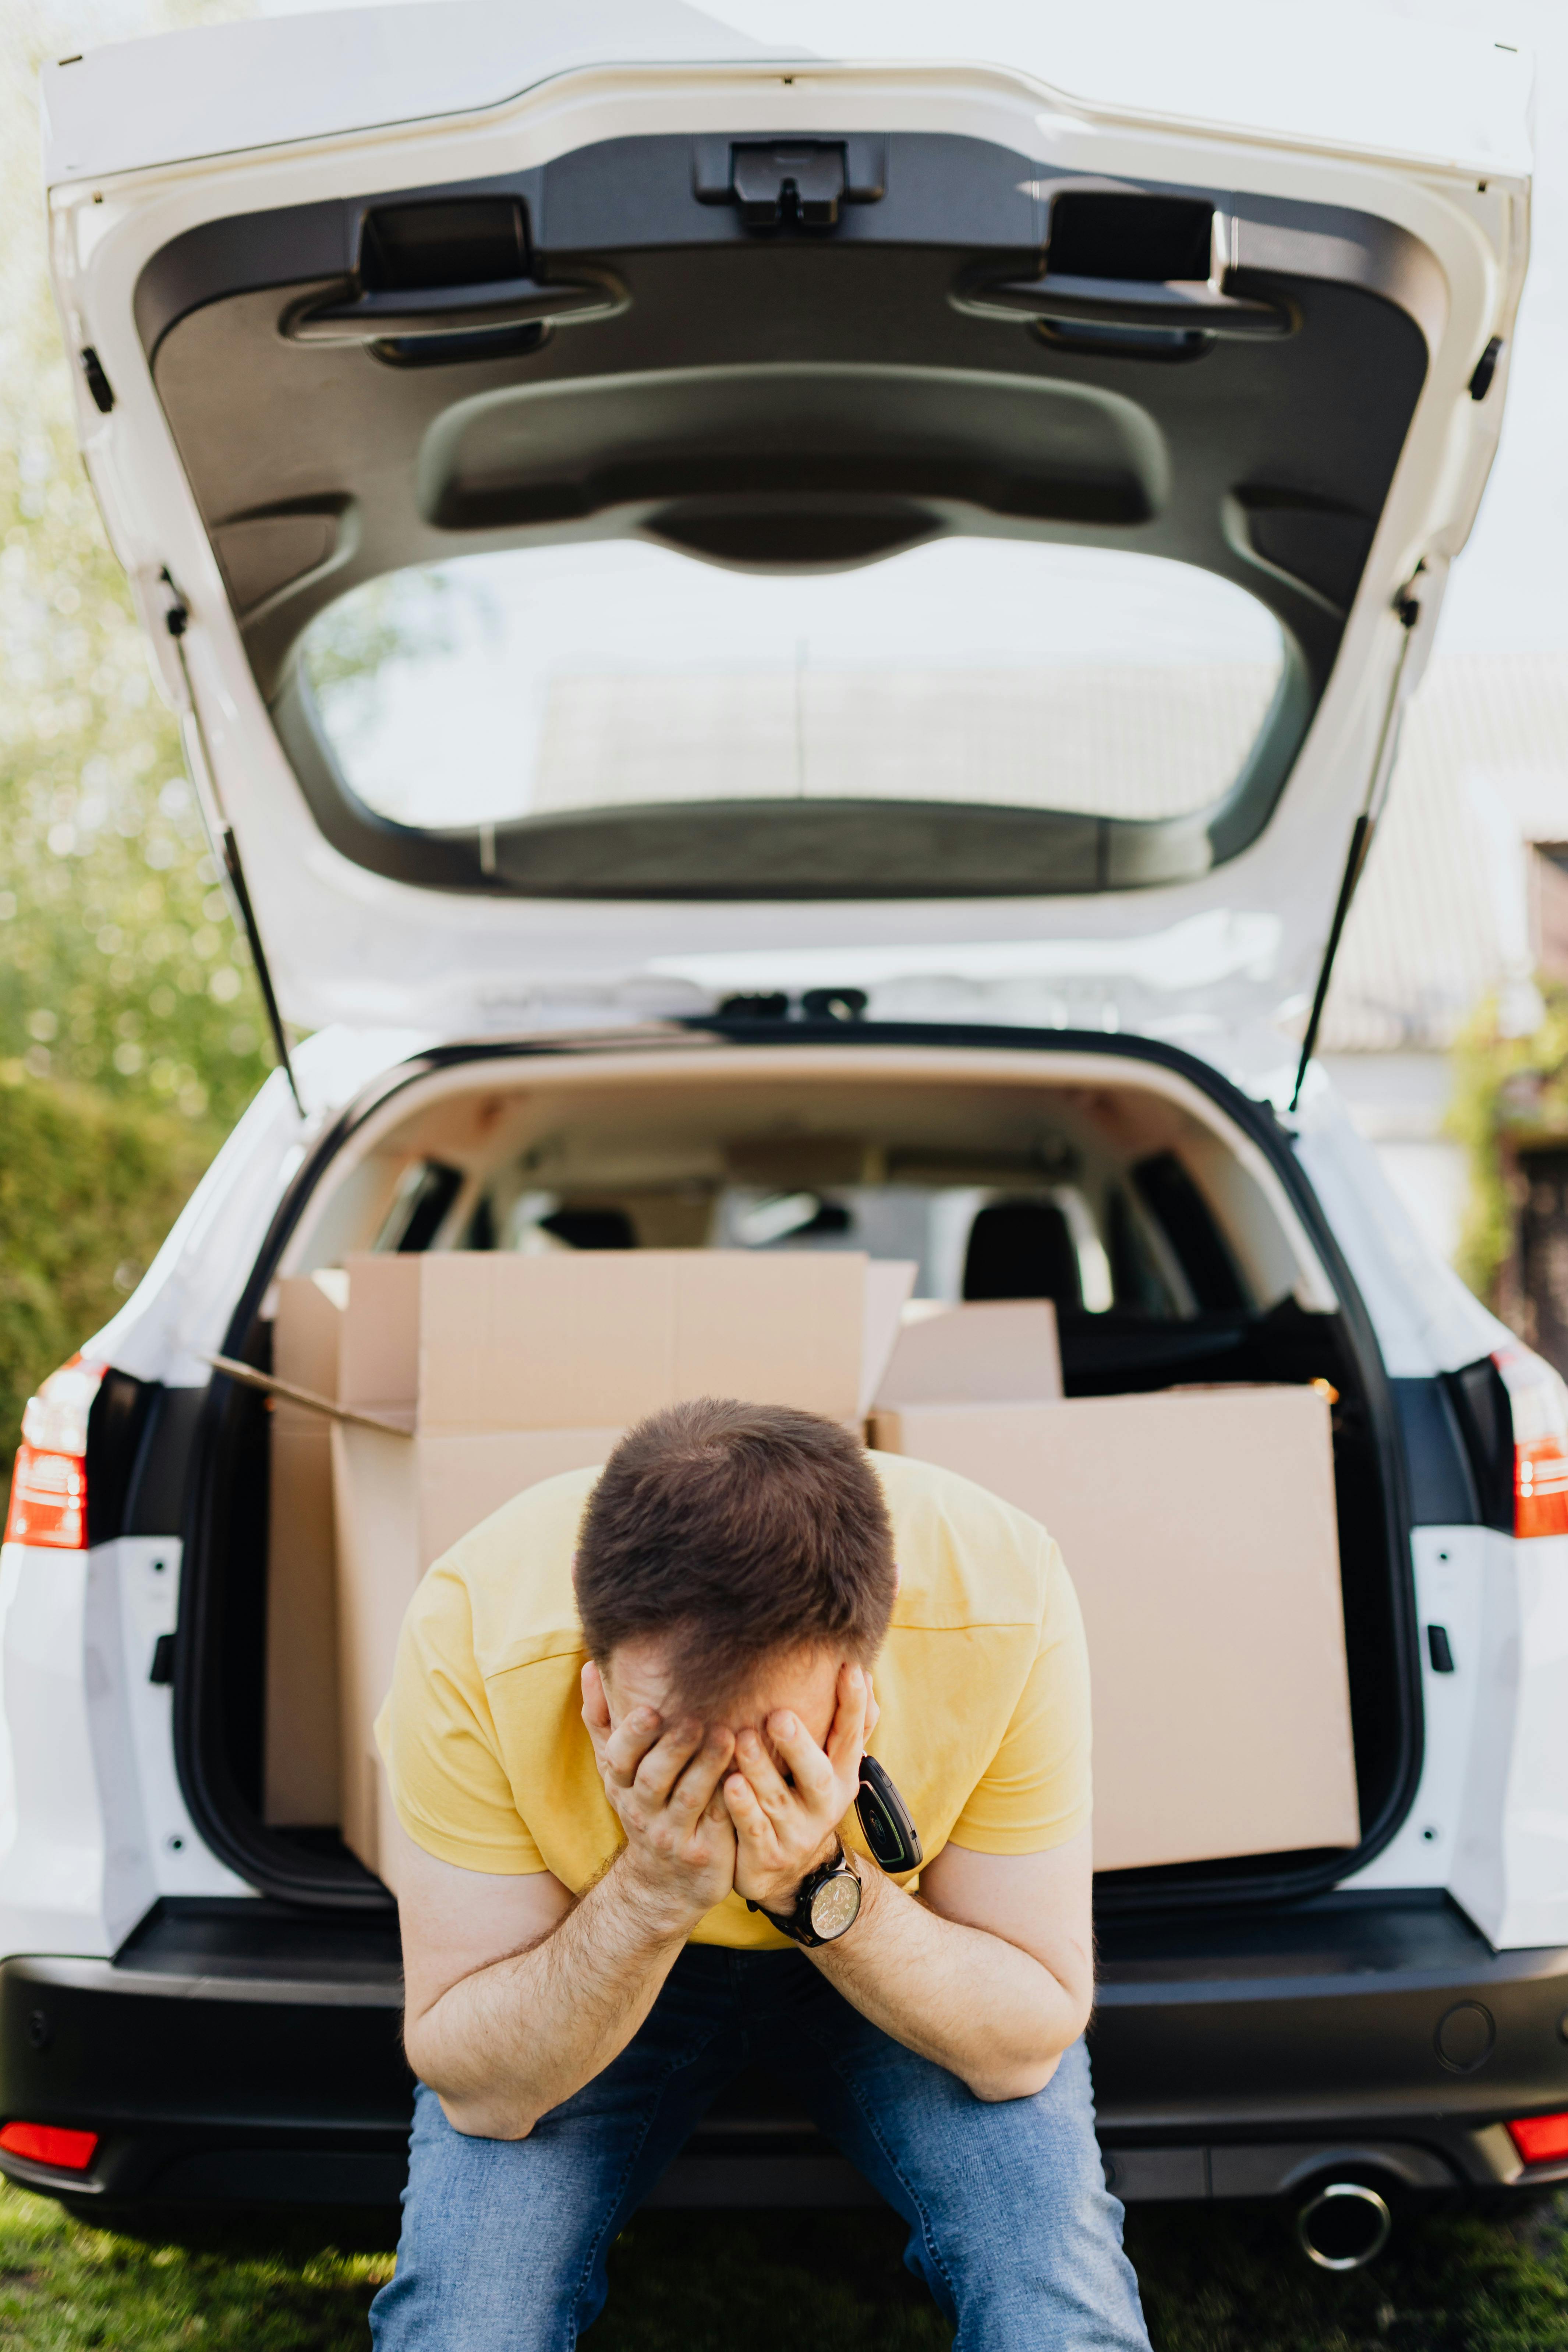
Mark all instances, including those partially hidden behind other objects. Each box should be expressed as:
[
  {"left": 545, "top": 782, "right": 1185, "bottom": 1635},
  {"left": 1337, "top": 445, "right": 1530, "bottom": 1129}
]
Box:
[{"left": 371, "top": 1397, "right": 1150, "bottom": 2349}]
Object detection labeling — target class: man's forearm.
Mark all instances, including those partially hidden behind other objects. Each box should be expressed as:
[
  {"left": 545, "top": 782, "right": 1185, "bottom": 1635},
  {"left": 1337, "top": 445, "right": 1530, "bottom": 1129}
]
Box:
[
  {"left": 407, "top": 1857, "right": 688, "bottom": 2139},
  {"left": 812, "top": 1869, "right": 1089, "bottom": 2100}
]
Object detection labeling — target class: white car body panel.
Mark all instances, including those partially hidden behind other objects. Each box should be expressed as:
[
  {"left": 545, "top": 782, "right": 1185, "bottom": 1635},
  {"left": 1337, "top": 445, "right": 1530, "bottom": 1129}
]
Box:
[
  {"left": 1345, "top": 1526, "right": 1489, "bottom": 1893},
  {"left": 39, "top": 0, "right": 1532, "bottom": 189},
  {"left": 1452, "top": 1534, "right": 1568, "bottom": 1950},
  {"left": 116, "top": 1538, "right": 247, "bottom": 1904},
  {"left": 0, "top": 1538, "right": 244, "bottom": 1966},
  {"left": 0, "top": 1548, "right": 121, "bottom": 1957}
]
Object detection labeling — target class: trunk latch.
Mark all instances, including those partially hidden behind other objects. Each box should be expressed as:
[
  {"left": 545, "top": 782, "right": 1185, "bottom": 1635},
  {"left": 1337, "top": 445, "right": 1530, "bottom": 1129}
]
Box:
[
  {"left": 732, "top": 142, "right": 845, "bottom": 229},
  {"left": 693, "top": 138, "right": 887, "bottom": 232}
]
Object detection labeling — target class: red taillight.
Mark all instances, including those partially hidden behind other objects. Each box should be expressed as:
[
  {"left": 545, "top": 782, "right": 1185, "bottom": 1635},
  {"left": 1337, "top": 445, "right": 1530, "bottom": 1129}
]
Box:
[
  {"left": 1493, "top": 1345, "right": 1568, "bottom": 1539},
  {"left": 2, "top": 1357, "right": 105, "bottom": 1551},
  {"left": 1507, "top": 2111, "right": 1568, "bottom": 2167},
  {"left": 3, "top": 1448, "right": 88, "bottom": 1549},
  {"left": 0, "top": 2120, "right": 99, "bottom": 2171}
]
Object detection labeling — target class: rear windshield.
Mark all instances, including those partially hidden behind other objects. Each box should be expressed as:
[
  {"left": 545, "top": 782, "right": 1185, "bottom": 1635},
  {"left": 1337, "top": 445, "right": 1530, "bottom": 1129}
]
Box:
[{"left": 300, "top": 539, "right": 1285, "bottom": 837}]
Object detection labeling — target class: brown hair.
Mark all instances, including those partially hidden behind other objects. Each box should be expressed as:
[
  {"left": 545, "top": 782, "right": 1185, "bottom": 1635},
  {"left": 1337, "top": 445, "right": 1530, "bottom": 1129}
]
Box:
[{"left": 574, "top": 1398, "right": 896, "bottom": 1714}]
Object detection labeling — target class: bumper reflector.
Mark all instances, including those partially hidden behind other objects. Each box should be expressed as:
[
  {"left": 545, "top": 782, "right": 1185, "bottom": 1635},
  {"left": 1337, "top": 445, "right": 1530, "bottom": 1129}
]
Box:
[
  {"left": 0, "top": 2120, "right": 99, "bottom": 2171},
  {"left": 1507, "top": 2112, "right": 1568, "bottom": 2166}
]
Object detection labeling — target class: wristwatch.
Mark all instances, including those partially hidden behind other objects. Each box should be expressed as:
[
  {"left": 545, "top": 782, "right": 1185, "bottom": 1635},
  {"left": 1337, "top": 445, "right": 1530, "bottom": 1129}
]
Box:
[{"left": 747, "top": 1840, "right": 863, "bottom": 1947}]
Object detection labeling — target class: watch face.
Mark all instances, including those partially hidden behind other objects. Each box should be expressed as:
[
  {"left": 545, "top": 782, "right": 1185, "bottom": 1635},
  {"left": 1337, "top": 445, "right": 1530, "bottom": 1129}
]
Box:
[{"left": 809, "top": 1870, "right": 862, "bottom": 1942}]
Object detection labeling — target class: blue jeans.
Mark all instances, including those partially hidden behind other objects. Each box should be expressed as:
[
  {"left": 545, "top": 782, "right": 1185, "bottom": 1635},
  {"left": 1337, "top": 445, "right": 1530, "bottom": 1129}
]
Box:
[{"left": 370, "top": 1945, "right": 1149, "bottom": 2350}]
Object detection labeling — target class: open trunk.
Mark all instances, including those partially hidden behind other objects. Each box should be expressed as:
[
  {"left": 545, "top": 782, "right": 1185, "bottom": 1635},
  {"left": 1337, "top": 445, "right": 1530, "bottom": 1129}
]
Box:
[
  {"left": 176, "top": 1021, "right": 1416, "bottom": 1916},
  {"left": 46, "top": 8, "right": 1526, "bottom": 1045}
]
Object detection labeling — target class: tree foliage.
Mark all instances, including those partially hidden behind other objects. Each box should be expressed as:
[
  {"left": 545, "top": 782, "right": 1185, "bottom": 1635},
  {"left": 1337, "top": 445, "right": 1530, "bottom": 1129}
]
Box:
[
  {"left": 1450, "top": 983, "right": 1568, "bottom": 1312},
  {"left": 1, "top": 0, "right": 268, "bottom": 1134},
  {"left": 1, "top": 2, "right": 258, "bottom": 1447},
  {"left": 0, "top": 1069, "right": 214, "bottom": 1458}
]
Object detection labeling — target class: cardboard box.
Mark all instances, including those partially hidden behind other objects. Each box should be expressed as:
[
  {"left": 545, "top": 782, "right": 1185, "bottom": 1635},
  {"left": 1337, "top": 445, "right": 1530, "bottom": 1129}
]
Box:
[
  {"left": 877, "top": 1299, "right": 1062, "bottom": 1407},
  {"left": 330, "top": 1420, "right": 630, "bottom": 1873},
  {"left": 871, "top": 1384, "right": 1359, "bottom": 1872},
  {"left": 327, "top": 1249, "right": 914, "bottom": 1876},
  {"left": 263, "top": 1271, "right": 348, "bottom": 1826},
  {"left": 339, "top": 1249, "right": 908, "bottom": 1433}
]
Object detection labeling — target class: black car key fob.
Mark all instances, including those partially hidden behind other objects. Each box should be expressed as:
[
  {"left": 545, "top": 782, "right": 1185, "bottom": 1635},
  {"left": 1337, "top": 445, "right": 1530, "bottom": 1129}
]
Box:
[{"left": 855, "top": 1756, "right": 923, "bottom": 1874}]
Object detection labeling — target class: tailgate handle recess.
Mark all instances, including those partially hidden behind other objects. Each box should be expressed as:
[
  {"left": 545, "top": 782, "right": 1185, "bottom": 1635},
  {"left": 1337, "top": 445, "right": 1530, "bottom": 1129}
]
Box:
[
  {"left": 956, "top": 190, "right": 1293, "bottom": 341},
  {"left": 290, "top": 194, "right": 627, "bottom": 344},
  {"left": 287, "top": 274, "right": 625, "bottom": 344},
  {"left": 955, "top": 270, "right": 1294, "bottom": 339}
]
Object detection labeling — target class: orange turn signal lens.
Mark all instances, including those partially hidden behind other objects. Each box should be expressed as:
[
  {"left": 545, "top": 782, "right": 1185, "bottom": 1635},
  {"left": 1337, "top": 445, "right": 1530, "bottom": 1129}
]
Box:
[
  {"left": 1514, "top": 1438, "right": 1568, "bottom": 1539},
  {"left": 0, "top": 2120, "right": 99, "bottom": 2171},
  {"left": 1493, "top": 1346, "right": 1568, "bottom": 1540}
]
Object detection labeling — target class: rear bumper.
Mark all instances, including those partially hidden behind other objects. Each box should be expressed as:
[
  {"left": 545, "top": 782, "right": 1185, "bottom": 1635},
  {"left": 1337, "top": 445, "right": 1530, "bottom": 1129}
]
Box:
[
  {"left": 0, "top": 1940, "right": 412, "bottom": 2209},
  {"left": 1, "top": 1895, "right": 1565, "bottom": 2211},
  {"left": 1090, "top": 1892, "right": 1568, "bottom": 2203}
]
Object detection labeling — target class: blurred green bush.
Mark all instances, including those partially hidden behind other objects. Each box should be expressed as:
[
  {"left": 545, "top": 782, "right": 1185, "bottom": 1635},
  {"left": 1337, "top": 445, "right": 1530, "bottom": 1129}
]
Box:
[
  {"left": 1, "top": 1, "right": 263, "bottom": 1489},
  {"left": 1, "top": 6, "right": 272, "bottom": 1125},
  {"left": 0, "top": 1070, "right": 215, "bottom": 1466},
  {"left": 1449, "top": 982, "right": 1568, "bottom": 1324}
]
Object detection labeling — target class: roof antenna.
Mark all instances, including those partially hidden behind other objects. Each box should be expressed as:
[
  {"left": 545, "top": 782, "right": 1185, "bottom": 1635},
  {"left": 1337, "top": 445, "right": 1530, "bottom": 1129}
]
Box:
[
  {"left": 1289, "top": 581, "right": 1423, "bottom": 1116},
  {"left": 159, "top": 572, "right": 305, "bottom": 1120}
]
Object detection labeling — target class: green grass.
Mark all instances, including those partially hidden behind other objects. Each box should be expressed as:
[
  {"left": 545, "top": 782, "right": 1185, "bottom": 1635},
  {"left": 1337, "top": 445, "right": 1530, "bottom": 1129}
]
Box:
[
  {"left": 1, "top": 2183, "right": 1567, "bottom": 2350},
  {"left": 0, "top": 2187, "right": 393, "bottom": 2347}
]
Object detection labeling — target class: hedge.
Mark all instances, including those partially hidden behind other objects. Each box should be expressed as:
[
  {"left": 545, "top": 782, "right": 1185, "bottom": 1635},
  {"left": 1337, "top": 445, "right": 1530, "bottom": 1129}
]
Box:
[
  {"left": 1448, "top": 982, "right": 1568, "bottom": 1313},
  {"left": 0, "top": 1070, "right": 216, "bottom": 1472}
]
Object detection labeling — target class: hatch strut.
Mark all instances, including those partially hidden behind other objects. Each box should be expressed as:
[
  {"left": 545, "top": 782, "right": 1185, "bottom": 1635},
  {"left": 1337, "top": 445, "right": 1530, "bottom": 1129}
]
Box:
[
  {"left": 158, "top": 572, "right": 304, "bottom": 1118},
  {"left": 1288, "top": 583, "right": 1423, "bottom": 1115}
]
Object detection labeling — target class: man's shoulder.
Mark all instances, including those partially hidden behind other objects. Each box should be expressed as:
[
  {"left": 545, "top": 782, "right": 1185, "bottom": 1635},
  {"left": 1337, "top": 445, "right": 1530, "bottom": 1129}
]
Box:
[
  {"left": 868, "top": 1446, "right": 1050, "bottom": 1548},
  {"left": 418, "top": 1464, "right": 602, "bottom": 1673},
  {"left": 868, "top": 1449, "right": 1054, "bottom": 1632}
]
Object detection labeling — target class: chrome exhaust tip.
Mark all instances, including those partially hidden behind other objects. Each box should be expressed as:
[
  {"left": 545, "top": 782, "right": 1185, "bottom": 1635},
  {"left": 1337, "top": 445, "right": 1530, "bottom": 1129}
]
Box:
[{"left": 1296, "top": 2181, "right": 1393, "bottom": 2271}]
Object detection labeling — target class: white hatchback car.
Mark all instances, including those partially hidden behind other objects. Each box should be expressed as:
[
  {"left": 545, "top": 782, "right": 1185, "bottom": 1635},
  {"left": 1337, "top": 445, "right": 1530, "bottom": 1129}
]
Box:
[{"left": 4, "top": 0, "right": 1566, "bottom": 2260}]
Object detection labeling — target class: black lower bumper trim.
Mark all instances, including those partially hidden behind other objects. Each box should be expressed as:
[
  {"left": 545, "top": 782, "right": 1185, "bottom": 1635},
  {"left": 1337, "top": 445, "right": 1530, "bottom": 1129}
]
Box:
[{"left": 1, "top": 1894, "right": 1565, "bottom": 2213}]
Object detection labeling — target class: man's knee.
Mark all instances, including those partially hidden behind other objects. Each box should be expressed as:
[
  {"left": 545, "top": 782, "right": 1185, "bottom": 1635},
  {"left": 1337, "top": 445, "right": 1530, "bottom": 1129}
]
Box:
[
  {"left": 889, "top": 2044, "right": 1151, "bottom": 2351},
  {"left": 370, "top": 2089, "right": 614, "bottom": 2351},
  {"left": 929, "top": 2058, "right": 1112, "bottom": 2233}
]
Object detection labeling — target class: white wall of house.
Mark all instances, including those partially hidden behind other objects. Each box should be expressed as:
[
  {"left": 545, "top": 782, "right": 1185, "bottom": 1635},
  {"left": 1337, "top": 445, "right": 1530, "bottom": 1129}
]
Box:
[
  {"left": 1315, "top": 654, "right": 1568, "bottom": 1274},
  {"left": 1320, "top": 1053, "right": 1470, "bottom": 1269}
]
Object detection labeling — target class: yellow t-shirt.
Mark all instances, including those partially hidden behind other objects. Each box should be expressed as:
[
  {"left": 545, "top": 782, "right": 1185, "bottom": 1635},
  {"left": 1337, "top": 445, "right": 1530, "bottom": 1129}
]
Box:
[{"left": 378, "top": 1450, "right": 1091, "bottom": 1951}]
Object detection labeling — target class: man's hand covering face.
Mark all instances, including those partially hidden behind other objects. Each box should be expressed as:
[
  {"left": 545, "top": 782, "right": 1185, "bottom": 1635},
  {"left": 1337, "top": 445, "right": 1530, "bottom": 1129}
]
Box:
[
  {"left": 581, "top": 1666, "right": 737, "bottom": 1933},
  {"left": 723, "top": 1663, "right": 876, "bottom": 1914}
]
